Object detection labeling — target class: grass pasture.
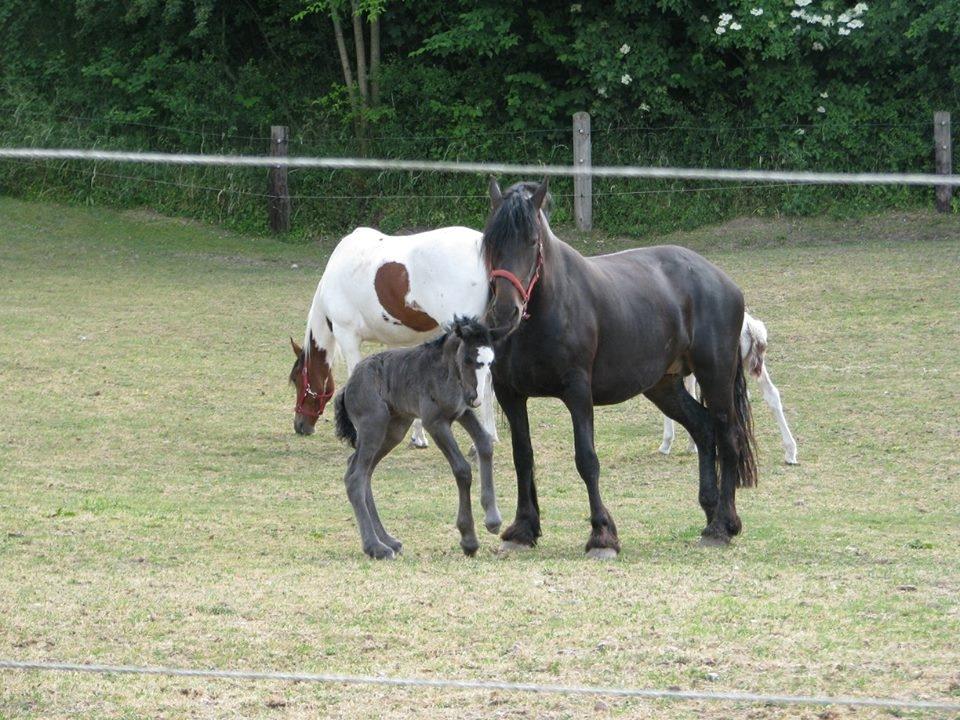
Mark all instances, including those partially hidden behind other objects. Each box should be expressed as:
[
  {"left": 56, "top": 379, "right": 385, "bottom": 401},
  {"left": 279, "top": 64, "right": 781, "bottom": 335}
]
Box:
[{"left": 1, "top": 197, "right": 958, "bottom": 719}]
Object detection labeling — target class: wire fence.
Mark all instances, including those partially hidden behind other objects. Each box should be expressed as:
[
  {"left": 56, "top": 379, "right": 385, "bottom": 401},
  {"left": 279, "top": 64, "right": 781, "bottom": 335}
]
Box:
[
  {"left": 1, "top": 148, "right": 958, "bottom": 185},
  {"left": 2, "top": 660, "right": 959, "bottom": 712}
]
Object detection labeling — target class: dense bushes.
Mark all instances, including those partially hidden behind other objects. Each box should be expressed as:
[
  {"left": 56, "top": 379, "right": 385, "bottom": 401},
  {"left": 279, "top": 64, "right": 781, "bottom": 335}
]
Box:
[{"left": 0, "top": 1, "right": 955, "bottom": 238}]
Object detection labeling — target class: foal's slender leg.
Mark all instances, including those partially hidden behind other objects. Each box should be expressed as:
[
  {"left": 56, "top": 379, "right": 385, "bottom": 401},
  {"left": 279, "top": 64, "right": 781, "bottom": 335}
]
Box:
[
  {"left": 644, "top": 375, "right": 718, "bottom": 524},
  {"left": 758, "top": 363, "right": 798, "bottom": 465},
  {"left": 457, "top": 409, "right": 502, "bottom": 534},
  {"left": 562, "top": 374, "right": 620, "bottom": 558},
  {"left": 343, "top": 404, "right": 396, "bottom": 559},
  {"left": 424, "top": 419, "right": 480, "bottom": 556},
  {"left": 496, "top": 385, "right": 541, "bottom": 548},
  {"left": 659, "top": 416, "right": 676, "bottom": 455},
  {"left": 364, "top": 418, "right": 412, "bottom": 554}
]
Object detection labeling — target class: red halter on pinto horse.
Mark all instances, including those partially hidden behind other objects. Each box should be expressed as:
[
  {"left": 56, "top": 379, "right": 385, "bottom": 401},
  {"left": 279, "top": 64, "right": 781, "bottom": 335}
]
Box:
[{"left": 483, "top": 178, "right": 757, "bottom": 557}]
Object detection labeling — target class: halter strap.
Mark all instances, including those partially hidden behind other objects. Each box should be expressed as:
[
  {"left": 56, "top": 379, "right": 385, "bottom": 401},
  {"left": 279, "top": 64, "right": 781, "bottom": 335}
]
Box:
[
  {"left": 488, "top": 231, "right": 545, "bottom": 321},
  {"left": 295, "top": 360, "right": 334, "bottom": 419}
]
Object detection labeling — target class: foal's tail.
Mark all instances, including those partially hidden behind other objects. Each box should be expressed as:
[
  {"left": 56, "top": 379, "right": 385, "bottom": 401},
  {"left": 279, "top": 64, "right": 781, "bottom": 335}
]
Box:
[
  {"left": 733, "top": 352, "right": 758, "bottom": 488},
  {"left": 334, "top": 391, "right": 357, "bottom": 448}
]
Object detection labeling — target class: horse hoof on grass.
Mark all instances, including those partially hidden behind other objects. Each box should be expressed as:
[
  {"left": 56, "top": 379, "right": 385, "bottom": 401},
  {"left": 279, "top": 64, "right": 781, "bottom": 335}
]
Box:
[
  {"left": 698, "top": 533, "right": 730, "bottom": 548},
  {"left": 461, "top": 542, "right": 480, "bottom": 557},
  {"left": 657, "top": 444, "right": 671, "bottom": 455},
  {"left": 498, "top": 540, "right": 533, "bottom": 554},
  {"left": 785, "top": 458, "right": 799, "bottom": 466},
  {"left": 366, "top": 545, "right": 396, "bottom": 560},
  {"left": 586, "top": 547, "right": 618, "bottom": 560},
  {"left": 485, "top": 521, "right": 502, "bottom": 535}
]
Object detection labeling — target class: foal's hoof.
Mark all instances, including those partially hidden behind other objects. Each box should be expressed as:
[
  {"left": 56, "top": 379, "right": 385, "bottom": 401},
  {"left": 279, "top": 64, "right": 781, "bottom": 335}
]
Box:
[
  {"left": 365, "top": 544, "right": 396, "bottom": 560},
  {"left": 485, "top": 513, "right": 503, "bottom": 535},
  {"left": 785, "top": 457, "right": 800, "bottom": 466},
  {"left": 460, "top": 540, "right": 480, "bottom": 557},
  {"left": 498, "top": 540, "right": 534, "bottom": 554},
  {"left": 585, "top": 547, "right": 618, "bottom": 561}
]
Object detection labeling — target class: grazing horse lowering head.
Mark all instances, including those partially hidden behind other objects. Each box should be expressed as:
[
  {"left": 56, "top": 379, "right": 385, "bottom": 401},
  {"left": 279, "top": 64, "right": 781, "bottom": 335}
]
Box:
[
  {"left": 288, "top": 335, "right": 335, "bottom": 436},
  {"left": 443, "top": 316, "right": 496, "bottom": 409},
  {"left": 483, "top": 178, "right": 550, "bottom": 335}
]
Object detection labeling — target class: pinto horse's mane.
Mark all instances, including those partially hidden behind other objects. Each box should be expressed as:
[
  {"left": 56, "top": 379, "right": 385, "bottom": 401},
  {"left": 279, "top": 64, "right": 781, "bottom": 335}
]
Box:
[{"left": 481, "top": 182, "right": 552, "bottom": 269}]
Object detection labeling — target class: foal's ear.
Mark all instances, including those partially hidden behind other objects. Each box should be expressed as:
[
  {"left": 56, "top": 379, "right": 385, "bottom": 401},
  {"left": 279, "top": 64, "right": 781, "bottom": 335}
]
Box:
[
  {"left": 488, "top": 324, "right": 512, "bottom": 343},
  {"left": 532, "top": 177, "right": 549, "bottom": 211},
  {"left": 489, "top": 176, "right": 503, "bottom": 209},
  {"left": 290, "top": 337, "right": 303, "bottom": 357}
]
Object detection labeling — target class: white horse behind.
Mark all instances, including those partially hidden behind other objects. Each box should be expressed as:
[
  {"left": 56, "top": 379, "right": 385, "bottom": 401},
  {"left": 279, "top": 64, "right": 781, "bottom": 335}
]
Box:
[
  {"left": 659, "top": 312, "right": 799, "bottom": 465},
  {"left": 291, "top": 226, "right": 497, "bottom": 446}
]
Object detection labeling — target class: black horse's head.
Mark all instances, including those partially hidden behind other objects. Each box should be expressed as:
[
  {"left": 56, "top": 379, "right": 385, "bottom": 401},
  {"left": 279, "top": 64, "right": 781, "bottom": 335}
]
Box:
[{"left": 482, "top": 178, "right": 550, "bottom": 335}]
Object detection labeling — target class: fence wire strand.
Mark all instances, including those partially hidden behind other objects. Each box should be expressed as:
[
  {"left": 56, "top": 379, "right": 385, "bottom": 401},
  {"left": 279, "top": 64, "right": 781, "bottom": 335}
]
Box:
[
  {"left": 2, "top": 660, "right": 958, "bottom": 711},
  {"left": 1, "top": 148, "right": 958, "bottom": 186}
]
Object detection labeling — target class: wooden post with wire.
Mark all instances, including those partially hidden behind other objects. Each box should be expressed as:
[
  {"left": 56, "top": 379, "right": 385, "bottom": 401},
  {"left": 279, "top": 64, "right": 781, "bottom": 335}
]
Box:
[
  {"left": 268, "top": 125, "right": 291, "bottom": 233},
  {"left": 573, "top": 112, "right": 592, "bottom": 231},
  {"left": 934, "top": 112, "right": 952, "bottom": 213}
]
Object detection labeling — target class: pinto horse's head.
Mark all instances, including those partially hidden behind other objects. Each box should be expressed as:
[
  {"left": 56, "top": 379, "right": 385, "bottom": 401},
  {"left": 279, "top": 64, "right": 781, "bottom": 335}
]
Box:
[
  {"left": 288, "top": 336, "right": 335, "bottom": 436},
  {"left": 482, "top": 177, "right": 550, "bottom": 336}
]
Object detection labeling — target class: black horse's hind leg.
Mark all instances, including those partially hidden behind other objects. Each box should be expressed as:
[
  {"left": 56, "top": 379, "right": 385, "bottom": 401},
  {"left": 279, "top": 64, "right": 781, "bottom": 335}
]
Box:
[
  {"left": 563, "top": 375, "right": 620, "bottom": 557},
  {"left": 497, "top": 386, "right": 541, "bottom": 548},
  {"left": 364, "top": 417, "right": 411, "bottom": 554},
  {"left": 697, "top": 373, "right": 744, "bottom": 544},
  {"left": 644, "top": 374, "right": 718, "bottom": 524}
]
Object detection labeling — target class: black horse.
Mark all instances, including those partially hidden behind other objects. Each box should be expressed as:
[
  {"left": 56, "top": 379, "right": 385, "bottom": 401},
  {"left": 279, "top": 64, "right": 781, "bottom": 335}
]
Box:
[{"left": 483, "top": 178, "right": 757, "bottom": 556}]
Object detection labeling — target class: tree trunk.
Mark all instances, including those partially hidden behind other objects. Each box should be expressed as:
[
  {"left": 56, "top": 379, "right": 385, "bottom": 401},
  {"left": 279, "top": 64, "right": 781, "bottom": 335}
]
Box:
[
  {"left": 369, "top": 15, "right": 380, "bottom": 107},
  {"left": 351, "top": 0, "right": 369, "bottom": 103},
  {"left": 330, "top": 8, "right": 357, "bottom": 112}
]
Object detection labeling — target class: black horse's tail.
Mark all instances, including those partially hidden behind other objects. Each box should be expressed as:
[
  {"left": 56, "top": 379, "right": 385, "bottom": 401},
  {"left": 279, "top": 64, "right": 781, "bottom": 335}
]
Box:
[
  {"left": 733, "top": 352, "right": 758, "bottom": 488},
  {"left": 334, "top": 391, "right": 357, "bottom": 448}
]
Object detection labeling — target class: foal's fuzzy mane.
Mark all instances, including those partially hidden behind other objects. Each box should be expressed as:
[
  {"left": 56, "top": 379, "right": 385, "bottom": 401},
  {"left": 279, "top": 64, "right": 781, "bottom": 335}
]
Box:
[
  {"left": 482, "top": 182, "right": 552, "bottom": 268},
  {"left": 426, "top": 315, "right": 493, "bottom": 351}
]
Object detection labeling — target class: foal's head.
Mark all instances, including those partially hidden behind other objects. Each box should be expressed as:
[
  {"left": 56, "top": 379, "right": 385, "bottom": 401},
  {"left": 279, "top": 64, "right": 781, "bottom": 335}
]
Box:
[
  {"left": 443, "top": 317, "right": 496, "bottom": 409},
  {"left": 288, "top": 335, "right": 335, "bottom": 435},
  {"left": 482, "top": 178, "right": 550, "bottom": 335}
]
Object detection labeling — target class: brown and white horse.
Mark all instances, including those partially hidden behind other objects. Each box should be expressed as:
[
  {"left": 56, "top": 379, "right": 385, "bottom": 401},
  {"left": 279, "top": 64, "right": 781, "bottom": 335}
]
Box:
[{"left": 289, "top": 226, "right": 498, "bottom": 445}]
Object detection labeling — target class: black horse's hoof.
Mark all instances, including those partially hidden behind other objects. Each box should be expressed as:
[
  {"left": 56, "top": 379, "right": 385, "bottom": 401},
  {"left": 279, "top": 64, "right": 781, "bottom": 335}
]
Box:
[
  {"left": 460, "top": 540, "right": 480, "bottom": 557},
  {"left": 586, "top": 547, "right": 618, "bottom": 560},
  {"left": 500, "top": 521, "right": 539, "bottom": 548},
  {"left": 699, "top": 525, "right": 731, "bottom": 547}
]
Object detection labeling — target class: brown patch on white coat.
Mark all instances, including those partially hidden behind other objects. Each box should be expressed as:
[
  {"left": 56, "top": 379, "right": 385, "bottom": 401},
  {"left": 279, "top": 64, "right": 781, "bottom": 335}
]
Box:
[{"left": 373, "top": 261, "right": 439, "bottom": 333}]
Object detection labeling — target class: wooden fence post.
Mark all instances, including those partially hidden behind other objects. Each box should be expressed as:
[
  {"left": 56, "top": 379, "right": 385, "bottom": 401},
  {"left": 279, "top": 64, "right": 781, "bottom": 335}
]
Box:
[
  {"left": 573, "top": 111, "right": 592, "bottom": 231},
  {"left": 934, "top": 111, "right": 952, "bottom": 213},
  {"left": 268, "top": 125, "right": 291, "bottom": 233}
]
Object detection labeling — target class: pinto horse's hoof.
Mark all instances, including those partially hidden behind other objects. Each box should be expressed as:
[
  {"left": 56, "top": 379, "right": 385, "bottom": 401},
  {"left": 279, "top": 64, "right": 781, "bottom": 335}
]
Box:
[
  {"left": 585, "top": 547, "right": 618, "bottom": 560},
  {"left": 365, "top": 544, "right": 397, "bottom": 560}
]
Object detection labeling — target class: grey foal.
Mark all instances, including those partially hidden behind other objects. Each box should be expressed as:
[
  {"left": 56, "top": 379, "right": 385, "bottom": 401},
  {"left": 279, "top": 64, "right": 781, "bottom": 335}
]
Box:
[{"left": 334, "top": 317, "right": 502, "bottom": 559}]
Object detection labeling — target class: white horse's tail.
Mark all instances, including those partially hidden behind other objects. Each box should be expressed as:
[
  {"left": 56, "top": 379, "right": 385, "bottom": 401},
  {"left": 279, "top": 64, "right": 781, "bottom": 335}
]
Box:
[{"left": 741, "top": 312, "right": 768, "bottom": 379}]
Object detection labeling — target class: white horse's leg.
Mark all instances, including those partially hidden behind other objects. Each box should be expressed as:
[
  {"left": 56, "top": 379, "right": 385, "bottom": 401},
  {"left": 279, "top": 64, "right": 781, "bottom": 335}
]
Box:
[
  {"left": 658, "top": 416, "right": 675, "bottom": 454},
  {"left": 478, "top": 383, "right": 499, "bottom": 443},
  {"left": 758, "top": 363, "right": 798, "bottom": 465},
  {"left": 410, "top": 419, "right": 429, "bottom": 449},
  {"left": 336, "top": 327, "right": 364, "bottom": 375},
  {"left": 684, "top": 374, "right": 699, "bottom": 453}
]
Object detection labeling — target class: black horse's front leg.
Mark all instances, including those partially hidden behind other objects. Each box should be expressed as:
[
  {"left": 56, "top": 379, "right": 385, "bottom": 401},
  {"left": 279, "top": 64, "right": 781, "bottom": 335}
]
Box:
[
  {"left": 563, "top": 376, "right": 620, "bottom": 558},
  {"left": 496, "top": 386, "right": 541, "bottom": 549}
]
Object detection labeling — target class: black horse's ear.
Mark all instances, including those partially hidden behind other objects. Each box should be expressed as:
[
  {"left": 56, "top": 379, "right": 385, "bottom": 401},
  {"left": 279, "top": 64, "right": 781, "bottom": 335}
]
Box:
[
  {"left": 290, "top": 337, "right": 303, "bottom": 357},
  {"left": 532, "top": 177, "right": 549, "bottom": 210},
  {"left": 489, "top": 176, "right": 503, "bottom": 209}
]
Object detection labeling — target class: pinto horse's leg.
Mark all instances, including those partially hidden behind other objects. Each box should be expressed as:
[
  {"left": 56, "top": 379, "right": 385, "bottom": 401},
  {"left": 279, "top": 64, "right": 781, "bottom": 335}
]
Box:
[
  {"left": 644, "top": 375, "right": 718, "bottom": 525},
  {"left": 457, "top": 409, "right": 502, "bottom": 534},
  {"left": 684, "top": 374, "right": 699, "bottom": 454},
  {"left": 424, "top": 418, "right": 479, "bottom": 556},
  {"left": 410, "top": 419, "right": 429, "bottom": 449},
  {"left": 496, "top": 386, "right": 541, "bottom": 549},
  {"left": 562, "top": 376, "right": 620, "bottom": 558},
  {"left": 658, "top": 416, "right": 676, "bottom": 455},
  {"left": 758, "top": 363, "right": 799, "bottom": 465}
]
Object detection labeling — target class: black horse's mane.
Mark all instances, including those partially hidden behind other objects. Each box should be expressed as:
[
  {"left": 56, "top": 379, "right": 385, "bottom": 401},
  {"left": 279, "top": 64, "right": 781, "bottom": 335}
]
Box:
[{"left": 482, "top": 182, "right": 552, "bottom": 267}]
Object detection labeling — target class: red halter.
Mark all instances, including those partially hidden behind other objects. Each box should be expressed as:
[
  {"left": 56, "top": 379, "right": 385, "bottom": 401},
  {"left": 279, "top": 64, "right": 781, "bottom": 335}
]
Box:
[
  {"left": 489, "top": 236, "right": 544, "bottom": 320},
  {"left": 295, "top": 361, "right": 334, "bottom": 420}
]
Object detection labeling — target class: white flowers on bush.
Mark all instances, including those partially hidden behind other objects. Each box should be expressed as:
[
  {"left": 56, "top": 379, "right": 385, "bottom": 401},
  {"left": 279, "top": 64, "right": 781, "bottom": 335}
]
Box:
[
  {"left": 621, "top": 73, "right": 632, "bottom": 85},
  {"left": 730, "top": 21, "right": 742, "bottom": 30},
  {"left": 817, "top": 106, "right": 826, "bottom": 113},
  {"left": 820, "top": 91, "right": 829, "bottom": 98},
  {"left": 700, "top": 14, "right": 709, "bottom": 22},
  {"left": 838, "top": 27, "right": 850, "bottom": 35},
  {"left": 795, "top": 0, "right": 811, "bottom": 6},
  {"left": 812, "top": 41, "right": 824, "bottom": 50},
  {"left": 598, "top": 86, "right": 607, "bottom": 97},
  {"left": 795, "top": 128, "right": 806, "bottom": 135},
  {"left": 751, "top": 7, "right": 763, "bottom": 15},
  {"left": 639, "top": 102, "right": 651, "bottom": 112},
  {"left": 848, "top": 19, "right": 863, "bottom": 29},
  {"left": 570, "top": 3, "right": 582, "bottom": 12},
  {"left": 619, "top": 43, "right": 631, "bottom": 55}
]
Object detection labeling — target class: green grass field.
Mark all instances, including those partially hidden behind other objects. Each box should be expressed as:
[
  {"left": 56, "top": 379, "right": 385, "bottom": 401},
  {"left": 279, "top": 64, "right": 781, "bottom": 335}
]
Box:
[{"left": 1, "top": 197, "right": 958, "bottom": 719}]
